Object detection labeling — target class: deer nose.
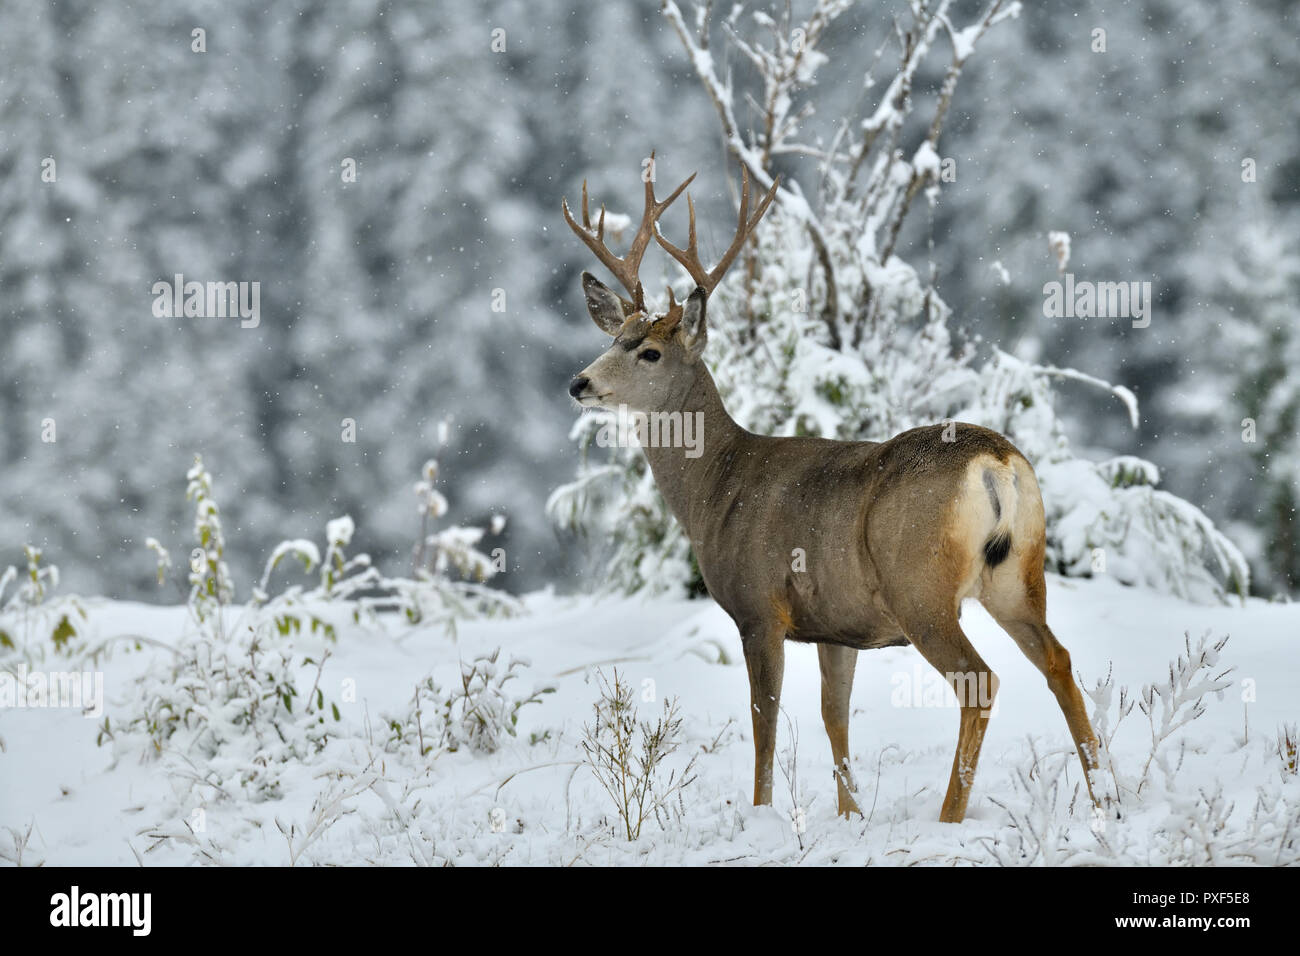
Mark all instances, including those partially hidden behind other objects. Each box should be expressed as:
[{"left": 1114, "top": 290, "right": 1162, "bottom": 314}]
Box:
[{"left": 568, "top": 376, "right": 590, "bottom": 398}]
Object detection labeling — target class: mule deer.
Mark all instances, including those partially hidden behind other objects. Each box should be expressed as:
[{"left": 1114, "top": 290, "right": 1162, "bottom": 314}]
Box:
[{"left": 563, "top": 163, "right": 1100, "bottom": 822}]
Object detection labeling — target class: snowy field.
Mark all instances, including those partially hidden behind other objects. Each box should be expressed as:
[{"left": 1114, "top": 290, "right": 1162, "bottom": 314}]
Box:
[
  {"left": 2, "top": 0, "right": 1296, "bottom": 881},
  {"left": 3, "top": 574, "right": 1297, "bottom": 866}
]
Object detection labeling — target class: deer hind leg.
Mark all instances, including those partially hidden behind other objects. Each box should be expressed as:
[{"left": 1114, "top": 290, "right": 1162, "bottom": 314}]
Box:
[
  {"left": 817, "top": 643, "right": 861, "bottom": 817},
  {"left": 981, "top": 572, "right": 1101, "bottom": 806},
  {"left": 901, "top": 613, "right": 999, "bottom": 823},
  {"left": 741, "top": 621, "right": 786, "bottom": 806}
]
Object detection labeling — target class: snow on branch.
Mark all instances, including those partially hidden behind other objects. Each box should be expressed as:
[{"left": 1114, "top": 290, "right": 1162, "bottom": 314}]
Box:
[{"left": 1024, "top": 358, "right": 1141, "bottom": 430}]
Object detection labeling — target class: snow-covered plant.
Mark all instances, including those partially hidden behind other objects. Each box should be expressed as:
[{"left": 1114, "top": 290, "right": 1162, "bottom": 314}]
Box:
[
  {"left": 580, "top": 668, "right": 698, "bottom": 841},
  {"left": 983, "top": 742, "right": 1103, "bottom": 867},
  {"left": 250, "top": 515, "right": 369, "bottom": 643},
  {"left": 984, "top": 631, "right": 1299, "bottom": 865},
  {"left": 1083, "top": 631, "right": 1233, "bottom": 805},
  {"left": 0, "top": 821, "right": 42, "bottom": 868},
  {"left": 776, "top": 712, "right": 806, "bottom": 850},
  {"left": 0, "top": 544, "right": 86, "bottom": 658},
  {"left": 1152, "top": 782, "right": 1300, "bottom": 867},
  {"left": 321, "top": 515, "right": 361, "bottom": 594},
  {"left": 383, "top": 649, "right": 554, "bottom": 757},
  {"left": 1080, "top": 662, "right": 1132, "bottom": 810},
  {"left": 106, "top": 462, "right": 343, "bottom": 797},
  {"left": 273, "top": 770, "right": 377, "bottom": 867},
  {"left": 186, "top": 455, "right": 234, "bottom": 620},
  {"left": 982, "top": 750, "right": 1300, "bottom": 867},
  {"left": 144, "top": 537, "right": 172, "bottom": 588},
  {"left": 105, "top": 615, "right": 342, "bottom": 800},
  {"left": 249, "top": 461, "right": 520, "bottom": 635},
  {"left": 550, "top": 0, "right": 1247, "bottom": 603},
  {"left": 1133, "top": 632, "right": 1234, "bottom": 794},
  {"left": 107, "top": 453, "right": 523, "bottom": 801},
  {"left": 405, "top": 458, "right": 516, "bottom": 630}
]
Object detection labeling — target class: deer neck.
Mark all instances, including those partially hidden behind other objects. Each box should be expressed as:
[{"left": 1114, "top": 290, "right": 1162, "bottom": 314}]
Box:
[{"left": 639, "top": 363, "right": 743, "bottom": 535}]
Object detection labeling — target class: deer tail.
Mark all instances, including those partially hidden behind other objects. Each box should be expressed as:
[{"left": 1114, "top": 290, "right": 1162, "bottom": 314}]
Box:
[{"left": 981, "top": 464, "right": 1017, "bottom": 568}]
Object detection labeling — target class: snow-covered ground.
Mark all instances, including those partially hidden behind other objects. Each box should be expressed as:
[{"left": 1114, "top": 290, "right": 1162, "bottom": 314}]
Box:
[{"left": 2, "top": 575, "right": 1298, "bottom": 866}]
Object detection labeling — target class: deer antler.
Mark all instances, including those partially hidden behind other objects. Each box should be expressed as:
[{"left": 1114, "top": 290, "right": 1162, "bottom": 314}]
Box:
[
  {"left": 654, "top": 166, "right": 780, "bottom": 298},
  {"left": 562, "top": 152, "right": 695, "bottom": 314}
]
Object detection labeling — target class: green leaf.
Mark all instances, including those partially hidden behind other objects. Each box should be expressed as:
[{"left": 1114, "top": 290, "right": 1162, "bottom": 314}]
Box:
[
  {"left": 51, "top": 615, "right": 76, "bottom": 650},
  {"left": 0, "top": 629, "right": 13, "bottom": 649}
]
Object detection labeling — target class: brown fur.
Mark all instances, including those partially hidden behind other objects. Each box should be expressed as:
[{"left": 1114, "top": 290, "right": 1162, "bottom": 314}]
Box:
[{"left": 770, "top": 592, "right": 796, "bottom": 635}]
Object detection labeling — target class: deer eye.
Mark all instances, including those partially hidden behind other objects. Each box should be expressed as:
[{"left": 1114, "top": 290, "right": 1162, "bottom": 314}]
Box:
[{"left": 638, "top": 348, "right": 661, "bottom": 363}]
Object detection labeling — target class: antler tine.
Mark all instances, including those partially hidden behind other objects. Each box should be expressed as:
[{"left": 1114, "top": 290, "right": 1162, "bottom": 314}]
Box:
[
  {"left": 665, "top": 286, "right": 679, "bottom": 316},
  {"left": 563, "top": 183, "right": 633, "bottom": 302},
  {"left": 562, "top": 153, "right": 695, "bottom": 313},
  {"left": 655, "top": 166, "right": 781, "bottom": 297},
  {"left": 655, "top": 193, "right": 707, "bottom": 290},
  {"left": 709, "top": 167, "right": 781, "bottom": 292},
  {"left": 625, "top": 166, "right": 695, "bottom": 288}
]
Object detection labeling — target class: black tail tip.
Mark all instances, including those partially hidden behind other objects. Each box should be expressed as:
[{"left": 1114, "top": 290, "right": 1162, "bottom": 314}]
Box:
[{"left": 984, "top": 531, "right": 1012, "bottom": 567}]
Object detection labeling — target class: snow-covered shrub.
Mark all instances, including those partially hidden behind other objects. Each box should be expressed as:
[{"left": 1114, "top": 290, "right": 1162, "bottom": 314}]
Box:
[
  {"left": 103, "top": 463, "right": 343, "bottom": 797},
  {"left": 248, "top": 457, "right": 521, "bottom": 635},
  {"left": 383, "top": 649, "right": 554, "bottom": 758},
  {"left": 186, "top": 456, "right": 235, "bottom": 620},
  {"left": 549, "top": 0, "right": 1247, "bottom": 603},
  {"left": 580, "top": 668, "right": 698, "bottom": 841},
  {"left": 271, "top": 770, "right": 381, "bottom": 867},
  {"left": 413, "top": 458, "right": 508, "bottom": 583},
  {"left": 105, "top": 611, "right": 341, "bottom": 800},
  {"left": 105, "top": 454, "right": 523, "bottom": 800},
  {"left": 1084, "top": 631, "right": 1234, "bottom": 804},
  {"left": 1153, "top": 782, "right": 1300, "bottom": 866},
  {"left": 0, "top": 544, "right": 86, "bottom": 659},
  {"left": 983, "top": 742, "right": 1098, "bottom": 867},
  {"left": 984, "top": 631, "right": 1300, "bottom": 865}
]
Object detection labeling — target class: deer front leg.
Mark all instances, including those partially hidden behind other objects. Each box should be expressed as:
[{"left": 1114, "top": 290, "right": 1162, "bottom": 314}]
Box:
[
  {"left": 818, "top": 643, "right": 862, "bottom": 817},
  {"left": 742, "top": 623, "right": 786, "bottom": 806}
]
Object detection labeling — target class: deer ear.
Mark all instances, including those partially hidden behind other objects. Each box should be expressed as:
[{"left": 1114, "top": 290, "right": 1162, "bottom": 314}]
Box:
[
  {"left": 582, "top": 272, "right": 635, "bottom": 335},
  {"left": 679, "top": 287, "right": 708, "bottom": 359}
]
